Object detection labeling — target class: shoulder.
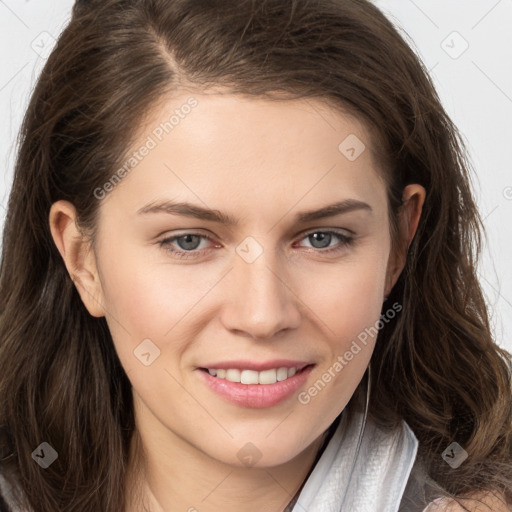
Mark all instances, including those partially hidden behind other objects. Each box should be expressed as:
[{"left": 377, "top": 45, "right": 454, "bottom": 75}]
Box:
[{"left": 423, "top": 491, "right": 510, "bottom": 512}]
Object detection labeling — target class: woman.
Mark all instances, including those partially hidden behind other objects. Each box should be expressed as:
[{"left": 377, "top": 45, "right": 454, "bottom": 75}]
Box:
[{"left": 0, "top": 0, "right": 511, "bottom": 511}]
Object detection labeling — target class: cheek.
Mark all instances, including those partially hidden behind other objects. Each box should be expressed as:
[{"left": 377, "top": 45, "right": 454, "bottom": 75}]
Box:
[
  {"left": 300, "top": 241, "right": 390, "bottom": 339},
  {"left": 294, "top": 248, "right": 391, "bottom": 418},
  {"left": 96, "top": 244, "right": 224, "bottom": 372}
]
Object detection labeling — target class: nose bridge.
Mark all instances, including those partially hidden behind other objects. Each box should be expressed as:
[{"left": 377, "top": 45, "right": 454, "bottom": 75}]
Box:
[{"left": 220, "top": 235, "right": 301, "bottom": 339}]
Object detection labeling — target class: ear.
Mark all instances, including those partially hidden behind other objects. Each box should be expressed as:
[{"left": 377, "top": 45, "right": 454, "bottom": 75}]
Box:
[
  {"left": 49, "top": 200, "right": 106, "bottom": 317},
  {"left": 384, "top": 184, "right": 426, "bottom": 298}
]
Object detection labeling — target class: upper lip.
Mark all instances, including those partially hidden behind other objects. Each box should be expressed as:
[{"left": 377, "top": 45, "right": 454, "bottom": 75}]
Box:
[{"left": 199, "top": 360, "right": 313, "bottom": 372}]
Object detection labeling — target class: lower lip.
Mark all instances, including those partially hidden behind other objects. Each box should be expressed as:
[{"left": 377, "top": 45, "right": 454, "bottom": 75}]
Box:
[{"left": 197, "top": 365, "right": 315, "bottom": 408}]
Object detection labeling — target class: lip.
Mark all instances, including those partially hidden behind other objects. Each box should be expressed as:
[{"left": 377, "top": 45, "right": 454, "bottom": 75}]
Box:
[
  {"left": 198, "top": 359, "right": 311, "bottom": 372},
  {"left": 196, "top": 364, "right": 315, "bottom": 408}
]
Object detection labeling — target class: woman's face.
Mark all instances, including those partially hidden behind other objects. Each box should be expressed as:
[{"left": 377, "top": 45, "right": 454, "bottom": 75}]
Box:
[{"left": 62, "top": 91, "right": 414, "bottom": 468}]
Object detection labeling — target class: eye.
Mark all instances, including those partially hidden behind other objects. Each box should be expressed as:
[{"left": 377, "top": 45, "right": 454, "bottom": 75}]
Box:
[
  {"left": 158, "top": 233, "right": 215, "bottom": 259},
  {"left": 295, "top": 229, "right": 354, "bottom": 253}
]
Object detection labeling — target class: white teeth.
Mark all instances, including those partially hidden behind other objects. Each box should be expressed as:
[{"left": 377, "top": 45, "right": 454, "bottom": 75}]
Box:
[
  {"left": 225, "top": 369, "right": 241, "bottom": 383},
  {"left": 276, "top": 367, "right": 288, "bottom": 381},
  {"left": 206, "top": 366, "right": 302, "bottom": 384},
  {"left": 241, "top": 370, "right": 259, "bottom": 384},
  {"left": 258, "top": 369, "right": 277, "bottom": 384}
]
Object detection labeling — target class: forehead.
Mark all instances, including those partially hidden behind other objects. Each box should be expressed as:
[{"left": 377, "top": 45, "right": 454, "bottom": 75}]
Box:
[
  {"left": 101, "top": 90, "right": 388, "bottom": 221},
  {"left": 135, "top": 89, "right": 378, "bottom": 162}
]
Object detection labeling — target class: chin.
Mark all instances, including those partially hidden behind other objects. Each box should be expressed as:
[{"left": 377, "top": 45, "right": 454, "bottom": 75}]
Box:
[{"left": 208, "top": 435, "right": 315, "bottom": 470}]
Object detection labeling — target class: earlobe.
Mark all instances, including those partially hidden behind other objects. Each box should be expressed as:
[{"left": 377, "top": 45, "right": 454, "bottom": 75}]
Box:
[
  {"left": 384, "top": 184, "right": 426, "bottom": 298},
  {"left": 49, "top": 200, "right": 106, "bottom": 318}
]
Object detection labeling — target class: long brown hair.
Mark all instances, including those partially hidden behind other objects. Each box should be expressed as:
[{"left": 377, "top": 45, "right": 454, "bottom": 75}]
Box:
[{"left": 1, "top": 0, "right": 511, "bottom": 510}]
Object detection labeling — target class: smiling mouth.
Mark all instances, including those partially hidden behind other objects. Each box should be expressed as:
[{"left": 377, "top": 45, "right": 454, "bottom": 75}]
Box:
[{"left": 199, "top": 364, "right": 314, "bottom": 385}]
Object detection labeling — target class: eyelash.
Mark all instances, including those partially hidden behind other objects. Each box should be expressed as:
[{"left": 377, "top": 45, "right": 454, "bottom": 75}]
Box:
[{"left": 157, "top": 229, "right": 354, "bottom": 260}]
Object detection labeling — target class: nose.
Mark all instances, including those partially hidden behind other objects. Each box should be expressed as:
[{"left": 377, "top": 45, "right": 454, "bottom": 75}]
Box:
[{"left": 219, "top": 246, "right": 302, "bottom": 340}]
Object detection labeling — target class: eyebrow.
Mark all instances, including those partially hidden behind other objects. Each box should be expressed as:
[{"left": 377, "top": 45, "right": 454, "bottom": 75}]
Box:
[{"left": 136, "top": 198, "right": 372, "bottom": 225}]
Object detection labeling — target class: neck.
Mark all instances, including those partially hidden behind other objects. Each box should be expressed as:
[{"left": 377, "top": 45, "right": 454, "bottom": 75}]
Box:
[{"left": 124, "top": 396, "right": 331, "bottom": 512}]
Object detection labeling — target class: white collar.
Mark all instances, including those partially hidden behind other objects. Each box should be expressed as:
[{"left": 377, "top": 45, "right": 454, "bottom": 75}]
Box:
[{"left": 291, "top": 408, "right": 419, "bottom": 512}]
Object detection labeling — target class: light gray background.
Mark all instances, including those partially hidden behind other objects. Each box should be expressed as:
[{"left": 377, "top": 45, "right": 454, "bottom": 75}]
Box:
[{"left": 1, "top": 1, "right": 511, "bottom": 352}]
